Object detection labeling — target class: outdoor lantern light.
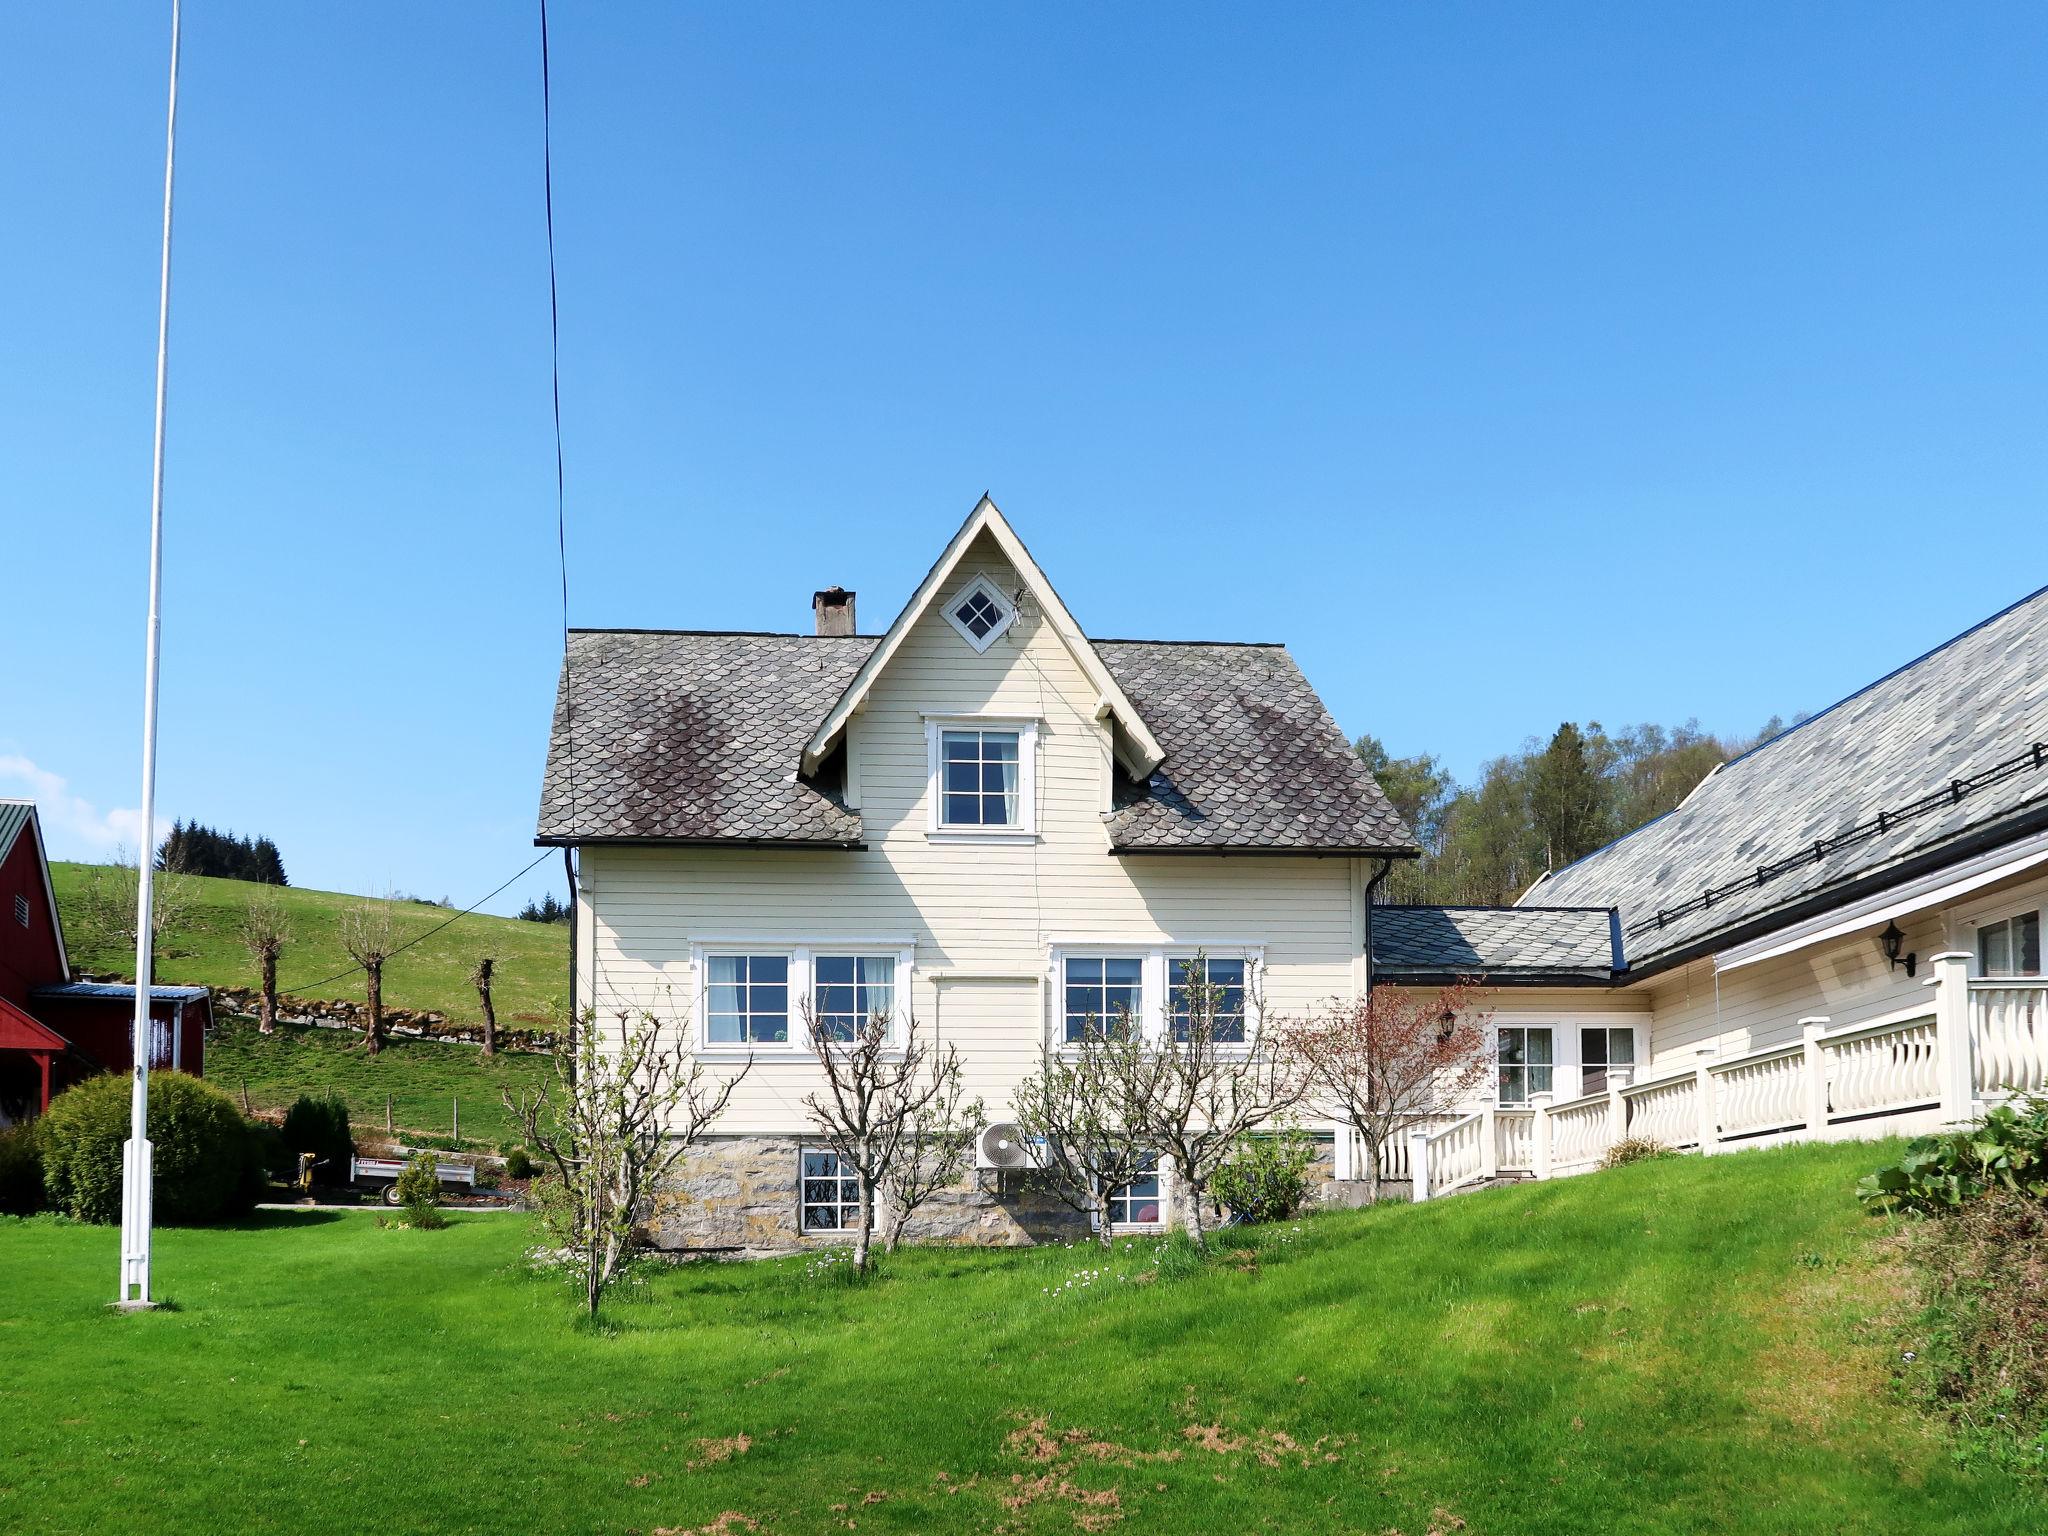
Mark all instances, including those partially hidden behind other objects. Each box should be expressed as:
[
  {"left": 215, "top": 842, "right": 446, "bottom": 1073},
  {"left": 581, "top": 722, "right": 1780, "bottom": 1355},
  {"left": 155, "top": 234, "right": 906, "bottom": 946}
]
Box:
[{"left": 1880, "top": 920, "right": 1917, "bottom": 978}]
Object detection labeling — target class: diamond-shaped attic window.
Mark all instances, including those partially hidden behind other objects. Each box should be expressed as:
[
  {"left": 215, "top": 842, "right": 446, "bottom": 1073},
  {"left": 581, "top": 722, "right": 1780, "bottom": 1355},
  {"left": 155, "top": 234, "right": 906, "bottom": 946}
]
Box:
[{"left": 943, "top": 575, "right": 1016, "bottom": 653}]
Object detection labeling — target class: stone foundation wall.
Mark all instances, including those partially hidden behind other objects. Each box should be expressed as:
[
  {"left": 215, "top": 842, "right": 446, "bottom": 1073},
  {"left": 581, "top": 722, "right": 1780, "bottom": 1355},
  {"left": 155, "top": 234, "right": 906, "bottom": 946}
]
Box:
[{"left": 649, "top": 1131, "right": 1399, "bottom": 1253}]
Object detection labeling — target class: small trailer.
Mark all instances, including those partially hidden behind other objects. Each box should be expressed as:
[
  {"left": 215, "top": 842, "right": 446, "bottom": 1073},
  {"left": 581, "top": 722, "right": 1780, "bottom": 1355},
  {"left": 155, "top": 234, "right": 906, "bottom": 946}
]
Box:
[{"left": 349, "top": 1154, "right": 479, "bottom": 1205}]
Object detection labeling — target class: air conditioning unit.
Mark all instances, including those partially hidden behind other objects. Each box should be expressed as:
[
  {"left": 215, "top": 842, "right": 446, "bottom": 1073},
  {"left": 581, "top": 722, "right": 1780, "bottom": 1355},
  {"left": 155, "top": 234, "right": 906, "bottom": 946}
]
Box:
[{"left": 976, "top": 1121, "right": 1048, "bottom": 1171}]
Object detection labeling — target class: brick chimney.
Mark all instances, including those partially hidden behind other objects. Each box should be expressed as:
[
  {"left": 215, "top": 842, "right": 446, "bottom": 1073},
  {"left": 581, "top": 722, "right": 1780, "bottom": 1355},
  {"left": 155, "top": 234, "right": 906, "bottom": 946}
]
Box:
[{"left": 812, "top": 586, "right": 856, "bottom": 636}]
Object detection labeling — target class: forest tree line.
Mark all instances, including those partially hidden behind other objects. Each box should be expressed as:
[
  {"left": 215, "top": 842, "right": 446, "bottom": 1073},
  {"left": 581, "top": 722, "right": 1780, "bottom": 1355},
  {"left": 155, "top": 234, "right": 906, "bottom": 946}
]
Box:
[{"left": 1355, "top": 715, "right": 1792, "bottom": 906}]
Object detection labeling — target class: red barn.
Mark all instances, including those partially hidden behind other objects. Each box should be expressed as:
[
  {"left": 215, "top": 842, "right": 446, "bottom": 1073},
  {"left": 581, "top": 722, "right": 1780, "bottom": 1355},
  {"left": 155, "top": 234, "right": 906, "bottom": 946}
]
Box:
[{"left": 0, "top": 800, "right": 210, "bottom": 1125}]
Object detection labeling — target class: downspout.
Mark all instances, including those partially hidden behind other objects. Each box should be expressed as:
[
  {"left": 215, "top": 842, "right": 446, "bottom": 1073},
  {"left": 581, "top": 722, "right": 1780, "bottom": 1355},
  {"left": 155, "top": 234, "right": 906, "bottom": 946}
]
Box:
[
  {"left": 1362, "top": 856, "right": 1395, "bottom": 994},
  {"left": 563, "top": 845, "right": 579, "bottom": 1077}
]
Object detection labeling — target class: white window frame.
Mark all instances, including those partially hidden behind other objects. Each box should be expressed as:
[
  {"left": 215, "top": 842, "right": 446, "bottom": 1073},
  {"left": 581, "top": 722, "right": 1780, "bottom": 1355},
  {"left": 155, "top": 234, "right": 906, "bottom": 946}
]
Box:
[
  {"left": 1576, "top": 1024, "right": 1639, "bottom": 1098},
  {"left": 1050, "top": 942, "right": 1265, "bottom": 1052},
  {"left": 942, "top": 572, "right": 1018, "bottom": 653},
  {"left": 798, "top": 1146, "right": 862, "bottom": 1234},
  {"left": 925, "top": 715, "right": 1039, "bottom": 841},
  {"left": 691, "top": 938, "right": 917, "bottom": 1057},
  {"left": 1969, "top": 899, "right": 2044, "bottom": 978},
  {"left": 1092, "top": 1153, "right": 1168, "bottom": 1234},
  {"left": 1495, "top": 1023, "right": 1556, "bottom": 1107}
]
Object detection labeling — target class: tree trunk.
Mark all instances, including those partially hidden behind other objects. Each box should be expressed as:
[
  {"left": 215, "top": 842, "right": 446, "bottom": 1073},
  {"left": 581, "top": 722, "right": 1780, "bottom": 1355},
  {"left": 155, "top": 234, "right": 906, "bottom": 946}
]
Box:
[
  {"left": 1178, "top": 1174, "right": 1207, "bottom": 1251},
  {"left": 881, "top": 1202, "right": 908, "bottom": 1254},
  {"left": 852, "top": 1175, "right": 874, "bottom": 1273},
  {"left": 1094, "top": 1189, "right": 1116, "bottom": 1249},
  {"left": 364, "top": 960, "right": 384, "bottom": 1053},
  {"left": 1361, "top": 1130, "right": 1382, "bottom": 1205},
  {"left": 258, "top": 949, "right": 277, "bottom": 1034},
  {"left": 477, "top": 959, "right": 497, "bottom": 1057}
]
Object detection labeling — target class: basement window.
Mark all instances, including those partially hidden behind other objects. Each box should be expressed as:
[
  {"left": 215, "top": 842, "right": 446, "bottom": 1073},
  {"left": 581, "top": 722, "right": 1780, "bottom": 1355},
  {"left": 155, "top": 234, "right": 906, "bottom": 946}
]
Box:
[
  {"left": 943, "top": 574, "right": 1017, "bottom": 653},
  {"left": 800, "top": 1148, "right": 860, "bottom": 1233},
  {"left": 1100, "top": 1155, "right": 1164, "bottom": 1231}
]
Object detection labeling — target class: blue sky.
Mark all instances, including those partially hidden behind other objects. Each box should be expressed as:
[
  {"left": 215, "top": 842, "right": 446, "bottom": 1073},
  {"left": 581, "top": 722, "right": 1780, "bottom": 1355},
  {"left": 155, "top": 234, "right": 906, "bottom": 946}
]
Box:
[{"left": 3, "top": 3, "right": 2044, "bottom": 916}]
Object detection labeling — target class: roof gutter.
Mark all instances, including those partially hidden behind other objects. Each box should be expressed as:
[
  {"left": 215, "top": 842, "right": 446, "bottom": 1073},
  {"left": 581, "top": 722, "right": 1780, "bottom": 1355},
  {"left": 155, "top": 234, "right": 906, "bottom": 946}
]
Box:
[{"left": 1362, "top": 856, "right": 1394, "bottom": 993}]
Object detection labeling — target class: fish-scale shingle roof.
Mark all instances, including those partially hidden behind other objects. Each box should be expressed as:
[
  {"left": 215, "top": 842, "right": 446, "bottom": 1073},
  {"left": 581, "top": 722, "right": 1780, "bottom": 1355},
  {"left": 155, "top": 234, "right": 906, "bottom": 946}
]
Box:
[
  {"left": 1370, "top": 905, "right": 1619, "bottom": 980},
  {"left": 537, "top": 631, "right": 1416, "bottom": 854},
  {"left": 1533, "top": 584, "right": 2048, "bottom": 970}
]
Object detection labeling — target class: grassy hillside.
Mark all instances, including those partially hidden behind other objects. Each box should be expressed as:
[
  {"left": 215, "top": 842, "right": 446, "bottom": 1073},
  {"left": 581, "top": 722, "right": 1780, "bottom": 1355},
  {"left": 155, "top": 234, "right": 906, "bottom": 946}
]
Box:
[
  {"left": 49, "top": 863, "right": 566, "bottom": 1025},
  {"left": 207, "top": 1015, "right": 551, "bottom": 1148},
  {"left": 1, "top": 1141, "right": 2039, "bottom": 1534}
]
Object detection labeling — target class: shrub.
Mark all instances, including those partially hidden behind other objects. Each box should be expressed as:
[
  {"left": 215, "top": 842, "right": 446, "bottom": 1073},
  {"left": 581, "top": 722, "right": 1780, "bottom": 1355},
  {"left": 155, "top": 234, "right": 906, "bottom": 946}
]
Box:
[
  {"left": 1210, "top": 1128, "right": 1315, "bottom": 1225},
  {"left": 278, "top": 1093, "right": 355, "bottom": 1185},
  {"left": 0, "top": 1122, "right": 44, "bottom": 1216},
  {"left": 1858, "top": 1095, "right": 2048, "bottom": 1215},
  {"left": 1601, "top": 1135, "right": 1677, "bottom": 1170},
  {"left": 40, "top": 1071, "right": 254, "bottom": 1225},
  {"left": 1901, "top": 1186, "right": 2048, "bottom": 1468},
  {"left": 394, "top": 1151, "right": 442, "bottom": 1211},
  {"left": 504, "top": 1147, "right": 534, "bottom": 1180}
]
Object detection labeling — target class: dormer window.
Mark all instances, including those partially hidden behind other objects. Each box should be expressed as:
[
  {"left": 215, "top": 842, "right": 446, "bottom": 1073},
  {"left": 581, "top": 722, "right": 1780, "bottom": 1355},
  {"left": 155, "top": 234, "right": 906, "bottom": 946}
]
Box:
[{"left": 944, "top": 574, "right": 1016, "bottom": 653}]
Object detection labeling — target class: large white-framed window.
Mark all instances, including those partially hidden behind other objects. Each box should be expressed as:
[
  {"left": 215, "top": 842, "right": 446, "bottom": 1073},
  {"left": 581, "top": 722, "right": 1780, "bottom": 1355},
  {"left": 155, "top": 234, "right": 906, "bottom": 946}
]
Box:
[
  {"left": 925, "top": 717, "right": 1038, "bottom": 839},
  {"left": 1497, "top": 1025, "right": 1554, "bottom": 1105},
  {"left": 1051, "top": 943, "right": 1264, "bottom": 1049},
  {"left": 692, "top": 939, "right": 916, "bottom": 1054},
  {"left": 799, "top": 1148, "right": 861, "bottom": 1233},
  {"left": 943, "top": 572, "right": 1018, "bottom": 653},
  {"left": 1977, "top": 908, "right": 2042, "bottom": 977}
]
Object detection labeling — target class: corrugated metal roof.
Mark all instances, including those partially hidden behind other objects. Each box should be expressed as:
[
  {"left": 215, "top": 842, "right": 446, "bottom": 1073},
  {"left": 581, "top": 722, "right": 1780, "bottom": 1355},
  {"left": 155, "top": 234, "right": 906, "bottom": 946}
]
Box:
[
  {"left": 0, "top": 799, "right": 33, "bottom": 863},
  {"left": 31, "top": 982, "right": 212, "bottom": 1002}
]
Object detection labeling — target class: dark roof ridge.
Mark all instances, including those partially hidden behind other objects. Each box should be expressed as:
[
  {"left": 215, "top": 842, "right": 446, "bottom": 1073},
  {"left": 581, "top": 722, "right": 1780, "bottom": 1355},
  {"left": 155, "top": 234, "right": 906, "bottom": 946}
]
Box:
[
  {"left": 1379, "top": 902, "right": 1616, "bottom": 914},
  {"left": 568, "top": 627, "right": 873, "bottom": 640},
  {"left": 1091, "top": 636, "right": 1286, "bottom": 649}
]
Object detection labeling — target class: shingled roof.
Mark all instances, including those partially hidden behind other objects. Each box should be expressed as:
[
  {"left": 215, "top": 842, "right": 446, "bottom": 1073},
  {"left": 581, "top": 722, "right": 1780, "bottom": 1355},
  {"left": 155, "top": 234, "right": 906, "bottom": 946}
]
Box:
[
  {"left": 1370, "top": 905, "right": 1620, "bottom": 982},
  {"left": 536, "top": 631, "right": 1416, "bottom": 855},
  {"left": 1531, "top": 583, "right": 2048, "bottom": 972},
  {"left": 1097, "top": 641, "right": 1417, "bottom": 853}
]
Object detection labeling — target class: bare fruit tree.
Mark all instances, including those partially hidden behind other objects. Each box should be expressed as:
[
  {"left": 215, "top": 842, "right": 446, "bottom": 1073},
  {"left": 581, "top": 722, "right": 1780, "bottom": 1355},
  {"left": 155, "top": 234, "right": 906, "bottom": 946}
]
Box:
[
  {"left": 238, "top": 886, "right": 291, "bottom": 1034},
  {"left": 802, "top": 1002, "right": 964, "bottom": 1274},
  {"left": 338, "top": 898, "right": 398, "bottom": 1053},
  {"left": 879, "top": 1061, "right": 983, "bottom": 1255},
  {"left": 1120, "top": 953, "right": 1307, "bottom": 1251},
  {"left": 1281, "top": 981, "right": 1493, "bottom": 1204},
  {"left": 1011, "top": 1014, "right": 1156, "bottom": 1251},
  {"left": 508, "top": 1006, "right": 748, "bottom": 1319},
  {"left": 70, "top": 852, "right": 196, "bottom": 973},
  {"left": 471, "top": 954, "right": 498, "bottom": 1057}
]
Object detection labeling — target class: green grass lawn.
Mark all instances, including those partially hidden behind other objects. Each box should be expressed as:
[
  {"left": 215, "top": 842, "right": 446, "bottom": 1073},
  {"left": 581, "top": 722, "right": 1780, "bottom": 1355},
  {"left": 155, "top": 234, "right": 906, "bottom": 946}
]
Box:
[
  {"left": 50, "top": 863, "right": 567, "bottom": 1025},
  {"left": 206, "top": 1014, "right": 552, "bottom": 1149},
  {"left": 0, "top": 1140, "right": 2038, "bottom": 1535}
]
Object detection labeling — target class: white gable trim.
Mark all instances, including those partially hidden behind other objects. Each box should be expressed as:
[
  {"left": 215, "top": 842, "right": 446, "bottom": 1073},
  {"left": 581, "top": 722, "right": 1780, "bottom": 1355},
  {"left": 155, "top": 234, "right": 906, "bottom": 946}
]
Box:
[{"left": 800, "top": 497, "right": 1165, "bottom": 779}]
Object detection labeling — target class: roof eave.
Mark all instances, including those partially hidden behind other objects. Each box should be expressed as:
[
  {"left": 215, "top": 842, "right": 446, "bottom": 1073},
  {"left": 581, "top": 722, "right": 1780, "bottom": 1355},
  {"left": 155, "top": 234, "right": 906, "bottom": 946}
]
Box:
[
  {"left": 536, "top": 833, "right": 868, "bottom": 852},
  {"left": 1109, "top": 843, "right": 1422, "bottom": 859}
]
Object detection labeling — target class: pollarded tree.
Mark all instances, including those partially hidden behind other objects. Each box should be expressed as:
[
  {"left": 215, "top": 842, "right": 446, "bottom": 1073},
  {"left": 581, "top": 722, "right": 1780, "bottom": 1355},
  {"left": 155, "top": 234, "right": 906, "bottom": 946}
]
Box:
[
  {"left": 1280, "top": 981, "right": 1493, "bottom": 1204},
  {"left": 801, "top": 1000, "right": 964, "bottom": 1274},
  {"left": 1011, "top": 1015, "right": 1157, "bottom": 1251},
  {"left": 238, "top": 885, "right": 291, "bottom": 1034},
  {"left": 338, "top": 897, "right": 398, "bottom": 1053},
  {"left": 471, "top": 954, "right": 499, "bottom": 1057},
  {"left": 507, "top": 1006, "right": 749, "bottom": 1319},
  {"left": 1118, "top": 952, "right": 1308, "bottom": 1251}
]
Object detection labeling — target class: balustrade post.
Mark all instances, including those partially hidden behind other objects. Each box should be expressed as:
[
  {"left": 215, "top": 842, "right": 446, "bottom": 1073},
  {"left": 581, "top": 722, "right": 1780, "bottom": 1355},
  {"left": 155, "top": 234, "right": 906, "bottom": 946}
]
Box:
[
  {"left": 1928, "top": 951, "right": 1976, "bottom": 1126},
  {"left": 1530, "top": 1091, "right": 1553, "bottom": 1180},
  {"left": 1800, "top": 1016, "right": 1830, "bottom": 1134},
  {"left": 1479, "top": 1104, "right": 1499, "bottom": 1181},
  {"left": 1409, "top": 1128, "right": 1432, "bottom": 1202},
  {"left": 1606, "top": 1066, "right": 1632, "bottom": 1147},
  {"left": 1694, "top": 1049, "right": 1719, "bottom": 1154}
]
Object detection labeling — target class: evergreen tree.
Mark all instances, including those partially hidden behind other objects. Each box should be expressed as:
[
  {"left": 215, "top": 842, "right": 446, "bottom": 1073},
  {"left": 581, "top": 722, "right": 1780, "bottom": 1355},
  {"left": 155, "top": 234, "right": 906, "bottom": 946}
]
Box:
[{"left": 1528, "top": 722, "right": 1609, "bottom": 872}]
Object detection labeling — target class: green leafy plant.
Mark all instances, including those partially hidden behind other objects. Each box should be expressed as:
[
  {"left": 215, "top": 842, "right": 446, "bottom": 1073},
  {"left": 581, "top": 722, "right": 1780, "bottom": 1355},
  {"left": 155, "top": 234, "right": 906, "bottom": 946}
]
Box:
[
  {"left": 394, "top": 1151, "right": 441, "bottom": 1209},
  {"left": 1209, "top": 1127, "right": 1316, "bottom": 1225},
  {"left": 503, "top": 1146, "right": 534, "bottom": 1180},
  {"left": 0, "top": 1121, "right": 45, "bottom": 1216},
  {"left": 1858, "top": 1095, "right": 2048, "bottom": 1216},
  {"left": 39, "top": 1071, "right": 255, "bottom": 1225},
  {"left": 279, "top": 1093, "right": 354, "bottom": 1184},
  {"left": 1601, "top": 1135, "right": 1677, "bottom": 1170}
]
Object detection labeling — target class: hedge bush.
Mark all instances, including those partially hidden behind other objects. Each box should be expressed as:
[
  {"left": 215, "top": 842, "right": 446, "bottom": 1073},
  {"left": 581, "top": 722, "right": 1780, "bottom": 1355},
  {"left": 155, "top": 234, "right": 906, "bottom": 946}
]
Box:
[
  {"left": 1211, "top": 1128, "right": 1316, "bottom": 1225},
  {"left": 279, "top": 1093, "right": 355, "bottom": 1184},
  {"left": 40, "top": 1071, "right": 256, "bottom": 1225},
  {"left": 0, "top": 1122, "right": 43, "bottom": 1216}
]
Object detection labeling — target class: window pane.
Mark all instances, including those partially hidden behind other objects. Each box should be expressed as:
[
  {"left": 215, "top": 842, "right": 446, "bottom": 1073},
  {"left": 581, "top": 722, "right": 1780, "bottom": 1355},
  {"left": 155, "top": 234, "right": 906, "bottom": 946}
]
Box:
[
  {"left": 942, "top": 732, "right": 977, "bottom": 761},
  {"left": 708, "top": 954, "right": 743, "bottom": 985},
  {"left": 752, "top": 956, "right": 787, "bottom": 985},
  {"left": 1499, "top": 1028, "right": 1525, "bottom": 1066},
  {"left": 1610, "top": 1030, "right": 1634, "bottom": 1065},
  {"left": 1580, "top": 1027, "right": 1608, "bottom": 1067},
  {"left": 2021, "top": 913, "right": 2042, "bottom": 974},
  {"left": 707, "top": 1013, "right": 742, "bottom": 1044},
  {"left": 985, "top": 733, "right": 1018, "bottom": 762},
  {"left": 945, "top": 792, "right": 980, "bottom": 825},
  {"left": 1499, "top": 1064, "right": 1526, "bottom": 1104},
  {"left": 1982, "top": 923, "right": 2012, "bottom": 975},
  {"left": 1526, "top": 1029, "right": 1554, "bottom": 1065}
]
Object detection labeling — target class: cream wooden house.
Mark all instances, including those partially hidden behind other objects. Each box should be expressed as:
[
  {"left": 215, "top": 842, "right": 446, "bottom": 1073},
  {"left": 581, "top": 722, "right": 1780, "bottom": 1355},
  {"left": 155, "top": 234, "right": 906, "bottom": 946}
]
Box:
[{"left": 537, "top": 499, "right": 1416, "bottom": 1247}]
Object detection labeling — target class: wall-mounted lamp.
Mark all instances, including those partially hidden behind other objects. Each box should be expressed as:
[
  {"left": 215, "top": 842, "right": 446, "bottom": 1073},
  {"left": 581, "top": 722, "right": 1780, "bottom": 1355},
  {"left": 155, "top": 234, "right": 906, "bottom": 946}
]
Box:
[{"left": 1880, "top": 920, "right": 1917, "bottom": 978}]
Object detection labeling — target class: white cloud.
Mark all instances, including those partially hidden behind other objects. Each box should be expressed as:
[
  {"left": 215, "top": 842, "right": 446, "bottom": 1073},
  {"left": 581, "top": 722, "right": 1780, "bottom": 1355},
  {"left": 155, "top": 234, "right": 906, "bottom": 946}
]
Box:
[{"left": 0, "top": 755, "right": 167, "bottom": 861}]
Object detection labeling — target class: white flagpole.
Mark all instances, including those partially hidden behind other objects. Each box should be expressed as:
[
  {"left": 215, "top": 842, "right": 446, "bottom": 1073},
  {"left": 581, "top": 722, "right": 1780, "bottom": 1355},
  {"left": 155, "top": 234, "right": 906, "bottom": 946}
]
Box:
[{"left": 119, "top": 0, "right": 181, "bottom": 1310}]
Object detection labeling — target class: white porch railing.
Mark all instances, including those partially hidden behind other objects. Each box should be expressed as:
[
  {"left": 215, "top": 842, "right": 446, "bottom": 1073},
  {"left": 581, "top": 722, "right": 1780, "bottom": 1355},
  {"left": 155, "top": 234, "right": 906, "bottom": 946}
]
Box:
[{"left": 1402, "top": 951, "right": 2048, "bottom": 1201}]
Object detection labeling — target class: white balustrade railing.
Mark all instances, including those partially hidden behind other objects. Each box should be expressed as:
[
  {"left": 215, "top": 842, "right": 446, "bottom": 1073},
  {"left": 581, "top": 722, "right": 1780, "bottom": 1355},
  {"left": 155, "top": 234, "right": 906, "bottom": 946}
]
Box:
[
  {"left": 1623, "top": 1071, "right": 1699, "bottom": 1148},
  {"left": 1495, "top": 1109, "right": 1535, "bottom": 1171},
  {"left": 1971, "top": 981, "right": 2048, "bottom": 1097},
  {"left": 1711, "top": 1046, "right": 1806, "bottom": 1139},
  {"left": 1823, "top": 1014, "right": 1940, "bottom": 1118},
  {"left": 1424, "top": 1112, "right": 1487, "bottom": 1196},
  {"left": 1548, "top": 1093, "right": 1613, "bottom": 1173},
  {"left": 1387, "top": 966, "right": 2048, "bottom": 1203}
]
